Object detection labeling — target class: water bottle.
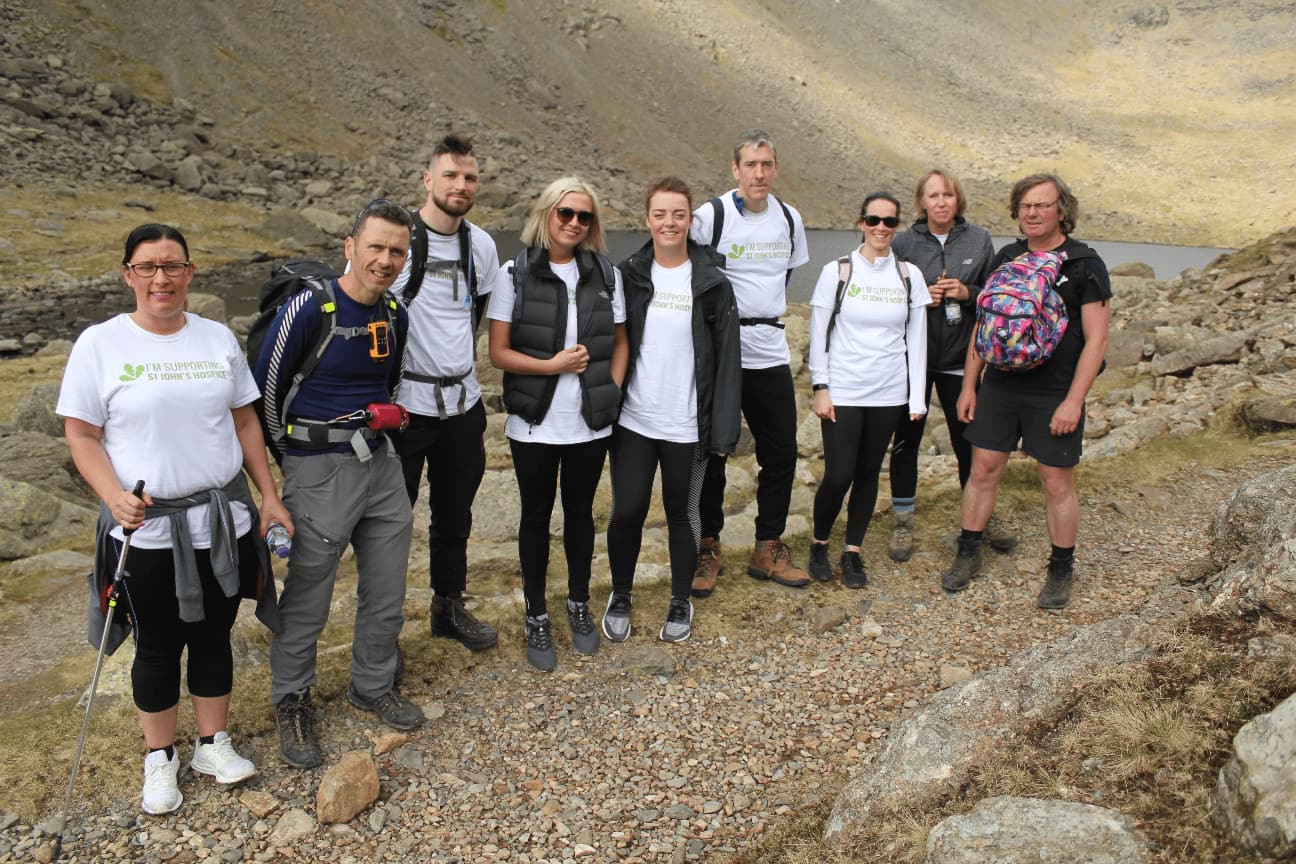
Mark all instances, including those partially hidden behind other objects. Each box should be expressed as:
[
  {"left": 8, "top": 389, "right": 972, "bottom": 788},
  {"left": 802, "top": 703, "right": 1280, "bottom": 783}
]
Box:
[
  {"left": 944, "top": 298, "right": 962, "bottom": 325},
  {"left": 266, "top": 523, "right": 292, "bottom": 559}
]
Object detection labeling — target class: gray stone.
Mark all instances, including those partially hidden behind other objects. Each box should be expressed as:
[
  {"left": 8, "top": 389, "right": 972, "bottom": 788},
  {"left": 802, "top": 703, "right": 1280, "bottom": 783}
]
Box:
[
  {"left": 265, "top": 808, "right": 315, "bottom": 846},
  {"left": 618, "top": 645, "right": 676, "bottom": 676},
  {"left": 1213, "top": 692, "right": 1296, "bottom": 857},
  {"left": 300, "top": 206, "right": 349, "bottom": 237},
  {"left": 809, "top": 605, "right": 847, "bottom": 633},
  {"left": 825, "top": 615, "right": 1157, "bottom": 840},
  {"left": 316, "top": 751, "right": 379, "bottom": 824},
  {"left": 938, "top": 664, "right": 972, "bottom": 689},
  {"left": 470, "top": 469, "right": 521, "bottom": 543},
  {"left": 174, "top": 156, "right": 203, "bottom": 192},
  {"left": 186, "top": 292, "right": 227, "bottom": 323},
  {"left": 1240, "top": 396, "right": 1296, "bottom": 432},
  {"left": 10, "top": 382, "right": 63, "bottom": 437},
  {"left": 1208, "top": 465, "right": 1296, "bottom": 622},
  {"left": 925, "top": 796, "right": 1147, "bottom": 863},
  {"left": 4, "top": 549, "right": 93, "bottom": 580},
  {"left": 796, "top": 410, "right": 822, "bottom": 458},
  {"left": 1151, "top": 331, "right": 1253, "bottom": 376},
  {"left": 1109, "top": 261, "right": 1155, "bottom": 279}
]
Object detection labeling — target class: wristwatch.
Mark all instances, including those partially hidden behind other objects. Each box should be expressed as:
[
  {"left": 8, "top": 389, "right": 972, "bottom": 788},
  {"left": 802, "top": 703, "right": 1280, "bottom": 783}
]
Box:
[{"left": 812, "top": 383, "right": 829, "bottom": 392}]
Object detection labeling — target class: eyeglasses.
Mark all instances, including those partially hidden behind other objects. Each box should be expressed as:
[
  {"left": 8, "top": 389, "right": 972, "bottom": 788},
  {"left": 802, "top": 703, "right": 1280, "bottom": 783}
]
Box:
[
  {"left": 555, "top": 207, "right": 595, "bottom": 226},
  {"left": 1018, "top": 199, "right": 1058, "bottom": 213},
  {"left": 126, "top": 261, "right": 190, "bottom": 278},
  {"left": 861, "top": 215, "right": 900, "bottom": 228}
]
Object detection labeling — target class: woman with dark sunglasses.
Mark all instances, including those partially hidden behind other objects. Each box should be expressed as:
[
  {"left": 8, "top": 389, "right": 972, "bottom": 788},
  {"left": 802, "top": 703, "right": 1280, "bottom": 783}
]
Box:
[
  {"left": 487, "top": 177, "right": 628, "bottom": 672},
  {"left": 805, "top": 193, "right": 931, "bottom": 587}
]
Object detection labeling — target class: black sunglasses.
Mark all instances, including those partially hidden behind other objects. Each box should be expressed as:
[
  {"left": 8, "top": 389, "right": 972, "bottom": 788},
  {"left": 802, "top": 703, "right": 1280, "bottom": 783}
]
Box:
[
  {"left": 862, "top": 214, "right": 901, "bottom": 228},
  {"left": 555, "top": 207, "right": 595, "bottom": 226}
]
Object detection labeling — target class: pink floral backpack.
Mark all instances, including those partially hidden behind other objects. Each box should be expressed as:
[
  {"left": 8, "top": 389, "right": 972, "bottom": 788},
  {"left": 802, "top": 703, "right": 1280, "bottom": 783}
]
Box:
[{"left": 973, "top": 250, "right": 1068, "bottom": 370}]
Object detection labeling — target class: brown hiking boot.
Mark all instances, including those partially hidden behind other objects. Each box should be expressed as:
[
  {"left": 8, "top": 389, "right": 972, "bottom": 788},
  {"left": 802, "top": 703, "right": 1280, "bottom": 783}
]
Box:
[
  {"left": 691, "top": 537, "right": 723, "bottom": 598},
  {"left": 748, "top": 539, "right": 811, "bottom": 588},
  {"left": 984, "top": 515, "right": 1018, "bottom": 553},
  {"left": 888, "top": 511, "right": 915, "bottom": 562}
]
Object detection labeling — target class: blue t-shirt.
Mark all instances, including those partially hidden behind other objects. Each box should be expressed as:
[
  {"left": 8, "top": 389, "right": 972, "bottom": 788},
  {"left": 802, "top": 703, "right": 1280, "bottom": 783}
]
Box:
[{"left": 254, "top": 279, "right": 408, "bottom": 456}]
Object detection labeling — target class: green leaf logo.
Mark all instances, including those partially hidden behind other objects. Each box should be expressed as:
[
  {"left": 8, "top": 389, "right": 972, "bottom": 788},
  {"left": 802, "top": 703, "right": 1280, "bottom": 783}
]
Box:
[
  {"left": 118, "top": 363, "right": 144, "bottom": 382},
  {"left": 728, "top": 244, "right": 745, "bottom": 259},
  {"left": 846, "top": 284, "right": 862, "bottom": 298}
]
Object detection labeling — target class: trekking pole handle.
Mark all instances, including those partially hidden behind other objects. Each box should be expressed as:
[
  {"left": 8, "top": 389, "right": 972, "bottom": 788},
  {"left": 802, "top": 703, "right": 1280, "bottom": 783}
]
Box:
[{"left": 123, "top": 480, "right": 145, "bottom": 538}]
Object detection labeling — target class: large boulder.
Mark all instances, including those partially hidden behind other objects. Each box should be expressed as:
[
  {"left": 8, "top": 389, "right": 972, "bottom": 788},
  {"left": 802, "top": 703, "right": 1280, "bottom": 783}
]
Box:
[
  {"left": 10, "top": 382, "right": 63, "bottom": 437},
  {"left": 0, "top": 430, "right": 87, "bottom": 501},
  {"left": 1208, "top": 465, "right": 1296, "bottom": 621},
  {"left": 824, "top": 614, "right": 1158, "bottom": 840},
  {"left": 0, "top": 476, "right": 96, "bottom": 560},
  {"left": 1212, "top": 692, "right": 1296, "bottom": 858},
  {"left": 925, "top": 796, "right": 1147, "bottom": 863}
]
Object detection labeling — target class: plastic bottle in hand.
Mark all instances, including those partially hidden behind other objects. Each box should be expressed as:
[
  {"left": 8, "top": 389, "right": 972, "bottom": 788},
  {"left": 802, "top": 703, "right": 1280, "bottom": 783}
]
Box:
[
  {"left": 266, "top": 523, "right": 292, "bottom": 559},
  {"left": 941, "top": 270, "right": 962, "bottom": 324}
]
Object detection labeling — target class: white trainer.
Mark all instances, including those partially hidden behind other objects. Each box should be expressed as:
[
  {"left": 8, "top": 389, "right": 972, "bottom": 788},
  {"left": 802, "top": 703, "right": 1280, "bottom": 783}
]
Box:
[
  {"left": 141, "top": 748, "right": 183, "bottom": 815},
  {"left": 190, "top": 731, "right": 257, "bottom": 784}
]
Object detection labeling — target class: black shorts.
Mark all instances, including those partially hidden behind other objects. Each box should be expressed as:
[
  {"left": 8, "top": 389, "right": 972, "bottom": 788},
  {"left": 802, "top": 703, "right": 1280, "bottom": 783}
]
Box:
[{"left": 964, "top": 380, "right": 1085, "bottom": 468}]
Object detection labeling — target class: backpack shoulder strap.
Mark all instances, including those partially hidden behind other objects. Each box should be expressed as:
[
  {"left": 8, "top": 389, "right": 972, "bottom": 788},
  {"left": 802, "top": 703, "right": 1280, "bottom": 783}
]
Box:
[
  {"left": 824, "top": 256, "right": 852, "bottom": 354},
  {"left": 510, "top": 248, "right": 529, "bottom": 324},
  {"left": 708, "top": 197, "right": 725, "bottom": 249},
  {"left": 275, "top": 278, "right": 335, "bottom": 432},
  {"left": 458, "top": 219, "right": 476, "bottom": 297},
  {"left": 403, "top": 208, "right": 429, "bottom": 306},
  {"left": 777, "top": 197, "right": 796, "bottom": 258},
  {"left": 595, "top": 252, "right": 616, "bottom": 292}
]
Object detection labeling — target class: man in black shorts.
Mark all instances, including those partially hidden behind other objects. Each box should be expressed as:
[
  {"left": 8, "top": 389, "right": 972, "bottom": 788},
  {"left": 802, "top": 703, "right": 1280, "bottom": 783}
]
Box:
[{"left": 941, "top": 173, "right": 1111, "bottom": 609}]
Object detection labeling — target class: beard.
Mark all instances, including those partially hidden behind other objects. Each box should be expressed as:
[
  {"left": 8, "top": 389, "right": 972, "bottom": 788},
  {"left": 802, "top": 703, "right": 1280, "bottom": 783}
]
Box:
[{"left": 434, "top": 191, "right": 474, "bottom": 219}]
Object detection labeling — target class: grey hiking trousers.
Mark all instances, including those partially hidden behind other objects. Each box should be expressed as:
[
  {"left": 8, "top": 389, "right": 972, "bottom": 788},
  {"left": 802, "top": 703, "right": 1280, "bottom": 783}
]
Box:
[{"left": 270, "top": 443, "right": 412, "bottom": 704}]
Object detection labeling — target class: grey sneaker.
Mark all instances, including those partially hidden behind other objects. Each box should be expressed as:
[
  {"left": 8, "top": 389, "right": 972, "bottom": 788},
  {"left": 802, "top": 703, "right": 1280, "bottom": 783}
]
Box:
[
  {"left": 276, "top": 689, "right": 322, "bottom": 769},
  {"left": 1037, "top": 559, "right": 1074, "bottom": 609},
  {"left": 347, "top": 684, "right": 424, "bottom": 731},
  {"left": 942, "top": 543, "right": 984, "bottom": 592},
  {"left": 566, "top": 599, "right": 600, "bottom": 656},
  {"left": 525, "top": 614, "right": 558, "bottom": 671},
  {"left": 807, "top": 542, "right": 833, "bottom": 582},
  {"left": 602, "top": 592, "right": 632, "bottom": 643},
  {"left": 659, "top": 596, "right": 694, "bottom": 643},
  {"left": 888, "top": 511, "right": 915, "bottom": 562}
]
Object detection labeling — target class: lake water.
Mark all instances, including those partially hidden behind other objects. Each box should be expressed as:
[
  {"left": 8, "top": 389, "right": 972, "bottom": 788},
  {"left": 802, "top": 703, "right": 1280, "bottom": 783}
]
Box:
[{"left": 217, "top": 231, "right": 1233, "bottom": 316}]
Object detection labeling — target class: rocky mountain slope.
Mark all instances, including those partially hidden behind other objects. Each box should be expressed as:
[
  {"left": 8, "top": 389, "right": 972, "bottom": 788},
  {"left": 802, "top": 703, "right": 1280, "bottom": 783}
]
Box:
[{"left": 1, "top": 0, "right": 1293, "bottom": 276}]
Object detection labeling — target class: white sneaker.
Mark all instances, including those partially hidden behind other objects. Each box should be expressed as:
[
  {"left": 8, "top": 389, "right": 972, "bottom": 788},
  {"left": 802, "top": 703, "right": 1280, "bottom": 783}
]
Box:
[
  {"left": 141, "top": 748, "right": 183, "bottom": 815},
  {"left": 190, "top": 731, "right": 257, "bottom": 784}
]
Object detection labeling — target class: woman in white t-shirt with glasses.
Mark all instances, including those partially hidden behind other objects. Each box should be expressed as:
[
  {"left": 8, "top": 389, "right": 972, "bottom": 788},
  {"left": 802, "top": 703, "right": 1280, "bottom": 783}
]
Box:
[
  {"left": 57, "top": 223, "right": 290, "bottom": 815},
  {"left": 488, "top": 178, "right": 628, "bottom": 672},
  {"left": 806, "top": 193, "right": 930, "bottom": 588},
  {"left": 602, "top": 176, "right": 741, "bottom": 645}
]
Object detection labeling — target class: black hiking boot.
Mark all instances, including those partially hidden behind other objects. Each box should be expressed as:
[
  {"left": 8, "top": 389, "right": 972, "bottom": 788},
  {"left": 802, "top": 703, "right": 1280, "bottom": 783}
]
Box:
[
  {"left": 941, "top": 543, "right": 983, "bottom": 593},
  {"left": 1037, "top": 559, "right": 1075, "bottom": 610},
  {"left": 430, "top": 594, "right": 499, "bottom": 651},
  {"left": 807, "top": 543, "right": 833, "bottom": 582},
  {"left": 276, "top": 689, "right": 322, "bottom": 769}
]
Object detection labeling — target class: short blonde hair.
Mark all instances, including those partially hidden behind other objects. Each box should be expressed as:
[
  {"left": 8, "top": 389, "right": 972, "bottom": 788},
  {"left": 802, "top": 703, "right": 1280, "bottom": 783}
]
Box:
[
  {"left": 914, "top": 168, "right": 967, "bottom": 220},
  {"left": 520, "top": 177, "right": 607, "bottom": 253}
]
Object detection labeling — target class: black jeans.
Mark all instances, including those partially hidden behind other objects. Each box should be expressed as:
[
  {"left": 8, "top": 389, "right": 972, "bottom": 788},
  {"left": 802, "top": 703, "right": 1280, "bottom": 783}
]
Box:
[
  {"left": 607, "top": 425, "right": 706, "bottom": 600},
  {"left": 124, "top": 534, "right": 255, "bottom": 713},
  {"left": 394, "top": 400, "right": 486, "bottom": 595},
  {"left": 509, "top": 436, "right": 610, "bottom": 617},
  {"left": 699, "top": 364, "right": 797, "bottom": 542},
  {"left": 814, "top": 405, "right": 906, "bottom": 547},
  {"left": 890, "top": 372, "right": 972, "bottom": 500}
]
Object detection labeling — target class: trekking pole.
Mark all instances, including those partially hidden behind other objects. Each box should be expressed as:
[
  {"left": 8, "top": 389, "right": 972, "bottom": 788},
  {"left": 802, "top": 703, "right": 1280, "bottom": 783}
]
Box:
[{"left": 52, "top": 480, "right": 145, "bottom": 862}]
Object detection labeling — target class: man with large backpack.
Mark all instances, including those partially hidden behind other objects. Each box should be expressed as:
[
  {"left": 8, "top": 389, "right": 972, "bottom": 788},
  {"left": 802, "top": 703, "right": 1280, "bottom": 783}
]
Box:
[
  {"left": 941, "top": 173, "right": 1112, "bottom": 610},
  {"left": 254, "top": 199, "right": 421, "bottom": 769},
  {"left": 390, "top": 133, "right": 504, "bottom": 651},
  {"left": 688, "top": 129, "right": 812, "bottom": 596}
]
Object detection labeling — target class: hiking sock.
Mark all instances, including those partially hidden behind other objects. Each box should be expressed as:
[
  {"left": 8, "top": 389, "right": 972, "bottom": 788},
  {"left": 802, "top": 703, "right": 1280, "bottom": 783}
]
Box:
[
  {"left": 958, "top": 529, "right": 984, "bottom": 554},
  {"left": 198, "top": 734, "right": 216, "bottom": 746},
  {"left": 892, "top": 498, "right": 916, "bottom": 514},
  {"left": 149, "top": 744, "right": 176, "bottom": 761},
  {"left": 1049, "top": 545, "right": 1075, "bottom": 566}
]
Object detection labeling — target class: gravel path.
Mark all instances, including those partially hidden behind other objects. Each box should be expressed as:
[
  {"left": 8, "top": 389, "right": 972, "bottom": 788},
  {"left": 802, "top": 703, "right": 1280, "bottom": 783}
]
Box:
[{"left": 3, "top": 447, "right": 1291, "bottom": 864}]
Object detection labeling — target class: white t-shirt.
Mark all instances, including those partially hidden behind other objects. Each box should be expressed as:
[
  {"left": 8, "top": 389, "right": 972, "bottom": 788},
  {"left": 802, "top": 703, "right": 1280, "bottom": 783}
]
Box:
[
  {"left": 690, "top": 190, "right": 810, "bottom": 370},
  {"left": 619, "top": 261, "right": 698, "bottom": 444},
  {"left": 390, "top": 220, "right": 501, "bottom": 417},
  {"left": 56, "top": 313, "right": 260, "bottom": 548},
  {"left": 807, "top": 251, "right": 931, "bottom": 413},
  {"left": 488, "top": 256, "right": 627, "bottom": 444}
]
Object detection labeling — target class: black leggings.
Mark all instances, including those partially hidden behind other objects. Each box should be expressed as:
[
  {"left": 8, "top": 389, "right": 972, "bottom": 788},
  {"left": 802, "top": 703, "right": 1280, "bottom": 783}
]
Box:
[
  {"left": 122, "top": 534, "right": 255, "bottom": 713},
  {"left": 814, "top": 405, "right": 907, "bottom": 547},
  {"left": 509, "top": 436, "right": 610, "bottom": 617},
  {"left": 607, "top": 425, "right": 706, "bottom": 599},
  {"left": 890, "top": 373, "right": 972, "bottom": 498}
]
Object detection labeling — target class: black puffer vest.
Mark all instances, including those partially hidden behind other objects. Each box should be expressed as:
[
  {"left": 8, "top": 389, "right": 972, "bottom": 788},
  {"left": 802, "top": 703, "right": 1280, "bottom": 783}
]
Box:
[{"left": 503, "top": 246, "right": 620, "bottom": 430}]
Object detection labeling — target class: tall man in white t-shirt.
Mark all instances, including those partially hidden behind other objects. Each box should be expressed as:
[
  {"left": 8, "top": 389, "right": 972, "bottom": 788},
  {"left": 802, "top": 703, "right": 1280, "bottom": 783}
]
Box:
[
  {"left": 688, "top": 130, "right": 812, "bottom": 594},
  {"left": 390, "top": 134, "right": 504, "bottom": 651}
]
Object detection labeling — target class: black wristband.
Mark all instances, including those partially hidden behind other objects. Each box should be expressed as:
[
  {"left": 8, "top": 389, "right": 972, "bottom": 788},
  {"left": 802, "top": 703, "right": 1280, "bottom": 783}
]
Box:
[{"left": 812, "top": 383, "right": 829, "bottom": 392}]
